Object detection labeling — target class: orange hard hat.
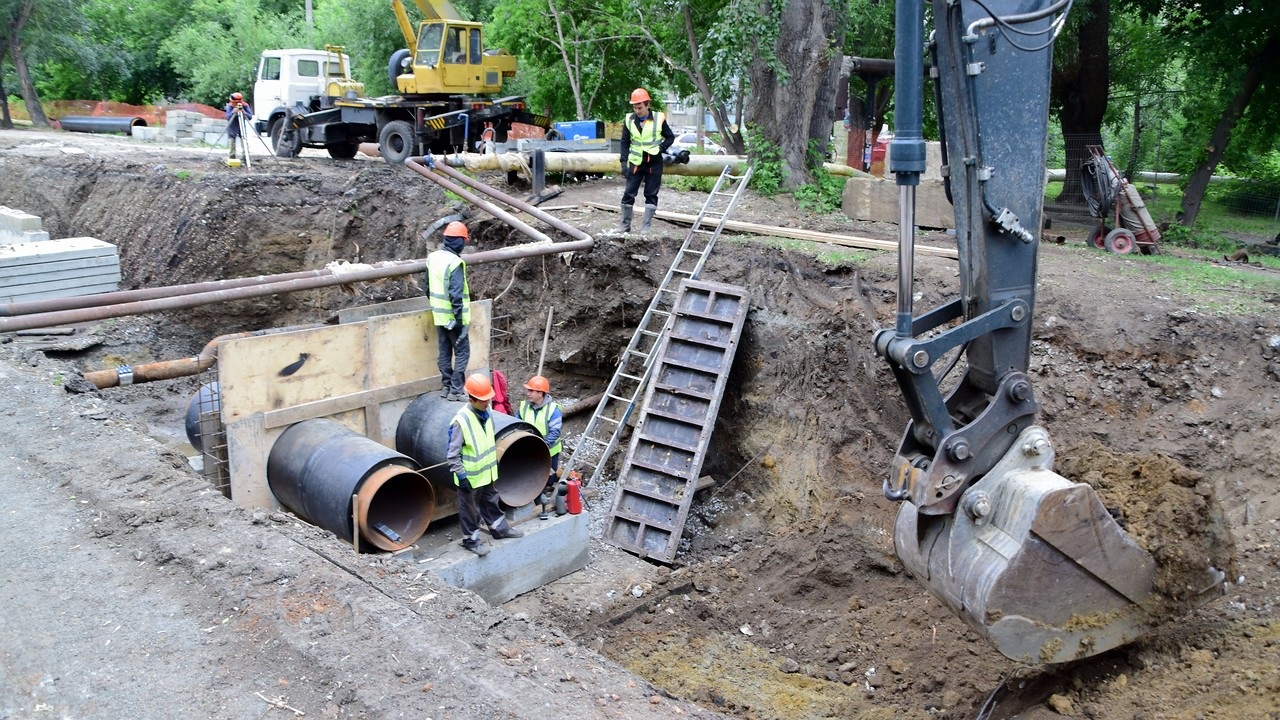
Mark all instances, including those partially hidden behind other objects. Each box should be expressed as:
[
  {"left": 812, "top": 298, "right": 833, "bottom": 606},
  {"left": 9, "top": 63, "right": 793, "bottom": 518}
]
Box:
[
  {"left": 443, "top": 221, "right": 469, "bottom": 240},
  {"left": 524, "top": 375, "right": 550, "bottom": 393},
  {"left": 629, "top": 88, "right": 651, "bottom": 104},
  {"left": 464, "top": 373, "right": 495, "bottom": 401},
  {"left": 230, "top": 92, "right": 243, "bottom": 101}
]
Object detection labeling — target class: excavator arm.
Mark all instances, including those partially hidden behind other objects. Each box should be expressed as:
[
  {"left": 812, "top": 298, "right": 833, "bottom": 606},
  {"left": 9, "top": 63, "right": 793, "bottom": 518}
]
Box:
[{"left": 875, "top": 0, "right": 1223, "bottom": 664}]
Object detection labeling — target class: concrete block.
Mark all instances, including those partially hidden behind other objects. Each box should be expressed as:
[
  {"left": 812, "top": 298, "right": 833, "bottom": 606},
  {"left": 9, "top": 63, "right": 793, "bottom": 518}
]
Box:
[
  {"left": 413, "top": 511, "right": 591, "bottom": 605},
  {"left": 0, "top": 237, "right": 121, "bottom": 304},
  {"left": 882, "top": 140, "right": 946, "bottom": 181},
  {"left": 842, "top": 176, "right": 955, "bottom": 230},
  {"left": 0, "top": 206, "right": 44, "bottom": 233}
]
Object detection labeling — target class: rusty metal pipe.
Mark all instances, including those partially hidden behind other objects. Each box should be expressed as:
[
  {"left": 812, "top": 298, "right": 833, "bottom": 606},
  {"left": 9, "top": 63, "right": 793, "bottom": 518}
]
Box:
[
  {"left": 0, "top": 269, "right": 328, "bottom": 317},
  {"left": 404, "top": 157, "right": 553, "bottom": 244},
  {"left": 429, "top": 161, "right": 594, "bottom": 244},
  {"left": 1, "top": 240, "right": 594, "bottom": 334}
]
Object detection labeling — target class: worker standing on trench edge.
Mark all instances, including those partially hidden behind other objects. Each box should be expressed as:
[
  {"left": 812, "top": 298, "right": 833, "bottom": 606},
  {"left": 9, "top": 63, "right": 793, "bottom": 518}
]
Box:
[
  {"left": 427, "top": 221, "right": 472, "bottom": 401},
  {"left": 518, "top": 375, "right": 562, "bottom": 519},
  {"left": 448, "top": 373, "right": 525, "bottom": 556},
  {"left": 225, "top": 92, "right": 253, "bottom": 162},
  {"left": 617, "top": 88, "right": 675, "bottom": 234}
]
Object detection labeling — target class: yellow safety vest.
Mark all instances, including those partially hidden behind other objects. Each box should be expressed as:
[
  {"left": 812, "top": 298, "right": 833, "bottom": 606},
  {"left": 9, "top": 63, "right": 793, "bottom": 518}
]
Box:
[
  {"left": 626, "top": 111, "right": 665, "bottom": 167},
  {"left": 518, "top": 400, "right": 562, "bottom": 457},
  {"left": 452, "top": 407, "right": 497, "bottom": 488},
  {"left": 426, "top": 250, "right": 471, "bottom": 327}
]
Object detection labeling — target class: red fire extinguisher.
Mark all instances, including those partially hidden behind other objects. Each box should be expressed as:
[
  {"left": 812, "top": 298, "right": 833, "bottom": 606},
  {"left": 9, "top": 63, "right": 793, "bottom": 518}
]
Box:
[{"left": 566, "top": 479, "right": 582, "bottom": 515}]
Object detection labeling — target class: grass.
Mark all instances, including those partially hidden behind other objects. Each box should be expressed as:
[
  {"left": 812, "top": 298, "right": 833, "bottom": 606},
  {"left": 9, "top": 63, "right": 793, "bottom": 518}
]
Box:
[{"left": 1072, "top": 245, "right": 1280, "bottom": 315}]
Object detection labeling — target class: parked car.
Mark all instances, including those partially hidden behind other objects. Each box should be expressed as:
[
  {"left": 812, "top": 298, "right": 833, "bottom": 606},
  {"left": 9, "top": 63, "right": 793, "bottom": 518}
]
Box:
[{"left": 670, "top": 132, "right": 727, "bottom": 155}]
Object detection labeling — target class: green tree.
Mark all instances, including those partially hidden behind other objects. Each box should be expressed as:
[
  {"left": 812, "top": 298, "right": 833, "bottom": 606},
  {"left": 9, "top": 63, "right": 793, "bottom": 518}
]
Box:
[
  {"left": 161, "top": 0, "right": 300, "bottom": 105},
  {"left": 314, "top": 0, "right": 411, "bottom": 97}
]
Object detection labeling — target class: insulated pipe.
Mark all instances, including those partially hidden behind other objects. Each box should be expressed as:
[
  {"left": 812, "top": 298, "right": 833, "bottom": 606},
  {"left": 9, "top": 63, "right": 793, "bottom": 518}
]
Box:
[
  {"left": 267, "top": 419, "right": 434, "bottom": 552},
  {"left": 442, "top": 151, "right": 863, "bottom": 178},
  {"left": 0, "top": 239, "right": 594, "bottom": 334},
  {"left": 395, "top": 393, "right": 550, "bottom": 511},
  {"left": 1, "top": 269, "right": 327, "bottom": 317},
  {"left": 429, "top": 161, "right": 594, "bottom": 243},
  {"left": 404, "top": 157, "right": 553, "bottom": 244},
  {"left": 184, "top": 381, "right": 221, "bottom": 452},
  {"left": 59, "top": 116, "right": 147, "bottom": 135}
]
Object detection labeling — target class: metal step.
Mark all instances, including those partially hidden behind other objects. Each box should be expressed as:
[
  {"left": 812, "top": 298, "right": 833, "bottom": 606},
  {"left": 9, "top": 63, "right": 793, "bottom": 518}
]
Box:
[{"left": 602, "top": 280, "right": 751, "bottom": 562}]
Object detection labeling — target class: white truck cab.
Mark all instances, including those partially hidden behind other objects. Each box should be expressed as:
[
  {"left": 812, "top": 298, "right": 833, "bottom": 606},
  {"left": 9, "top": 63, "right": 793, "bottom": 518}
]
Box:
[{"left": 253, "top": 48, "right": 360, "bottom": 141}]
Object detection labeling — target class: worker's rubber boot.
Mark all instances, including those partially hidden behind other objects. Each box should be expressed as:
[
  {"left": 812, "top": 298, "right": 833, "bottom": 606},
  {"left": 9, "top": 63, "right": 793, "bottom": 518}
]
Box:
[
  {"left": 618, "top": 203, "right": 633, "bottom": 234},
  {"left": 640, "top": 204, "right": 657, "bottom": 234},
  {"left": 228, "top": 138, "right": 237, "bottom": 158}
]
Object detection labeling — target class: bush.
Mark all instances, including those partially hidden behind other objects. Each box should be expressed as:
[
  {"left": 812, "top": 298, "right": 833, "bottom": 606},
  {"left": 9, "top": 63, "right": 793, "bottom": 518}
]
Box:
[
  {"left": 1159, "top": 223, "right": 1240, "bottom": 254},
  {"left": 744, "top": 125, "right": 783, "bottom": 196},
  {"left": 793, "top": 172, "right": 846, "bottom": 214}
]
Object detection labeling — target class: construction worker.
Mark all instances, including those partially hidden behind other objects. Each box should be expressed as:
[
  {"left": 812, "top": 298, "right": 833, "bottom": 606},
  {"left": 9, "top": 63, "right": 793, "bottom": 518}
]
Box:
[
  {"left": 225, "top": 92, "right": 253, "bottom": 162},
  {"left": 427, "top": 221, "right": 471, "bottom": 401},
  {"left": 618, "top": 88, "right": 675, "bottom": 234},
  {"left": 518, "top": 375, "right": 563, "bottom": 515},
  {"left": 448, "top": 373, "right": 525, "bottom": 556}
]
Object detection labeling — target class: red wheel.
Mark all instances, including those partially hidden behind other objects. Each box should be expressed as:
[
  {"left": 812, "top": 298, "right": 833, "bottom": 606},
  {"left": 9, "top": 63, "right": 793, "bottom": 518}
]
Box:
[
  {"left": 1088, "top": 225, "right": 1107, "bottom": 249},
  {"left": 1105, "top": 228, "right": 1136, "bottom": 255}
]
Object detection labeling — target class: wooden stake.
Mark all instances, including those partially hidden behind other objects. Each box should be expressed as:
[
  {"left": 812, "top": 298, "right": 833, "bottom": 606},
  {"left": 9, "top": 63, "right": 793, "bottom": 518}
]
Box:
[{"left": 536, "top": 306, "right": 554, "bottom": 377}]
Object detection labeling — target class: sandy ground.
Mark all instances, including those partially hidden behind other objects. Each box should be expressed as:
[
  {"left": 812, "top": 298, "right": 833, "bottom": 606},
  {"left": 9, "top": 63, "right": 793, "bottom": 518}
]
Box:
[{"left": 1, "top": 126, "right": 1279, "bottom": 719}]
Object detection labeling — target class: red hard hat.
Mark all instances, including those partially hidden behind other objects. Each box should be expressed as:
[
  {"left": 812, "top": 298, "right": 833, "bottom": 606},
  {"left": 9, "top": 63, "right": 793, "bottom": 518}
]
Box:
[
  {"left": 230, "top": 92, "right": 243, "bottom": 101},
  {"left": 629, "top": 88, "right": 651, "bottom": 104},
  {"left": 524, "top": 375, "right": 550, "bottom": 393},
  {"left": 464, "top": 373, "right": 495, "bottom": 401},
  {"left": 443, "top": 221, "right": 469, "bottom": 240}
]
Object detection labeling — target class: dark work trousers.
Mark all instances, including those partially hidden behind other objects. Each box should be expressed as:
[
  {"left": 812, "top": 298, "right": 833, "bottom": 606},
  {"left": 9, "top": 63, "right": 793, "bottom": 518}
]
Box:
[
  {"left": 622, "top": 159, "right": 664, "bottom": 207},
  {"left": 547, "top": 453, "right": 560, "bottom": 488},
  {"left": 457, "top": 483, "right": 509, "bottom": 545},
  {"left": 436, "top": 324, "right": 470, "bottom": 395}
]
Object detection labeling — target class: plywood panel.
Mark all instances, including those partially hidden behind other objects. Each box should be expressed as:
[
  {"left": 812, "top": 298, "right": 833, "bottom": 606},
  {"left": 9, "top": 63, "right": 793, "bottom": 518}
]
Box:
[{"left": 219, "top": 324, "right": 369, "bottom": 421}]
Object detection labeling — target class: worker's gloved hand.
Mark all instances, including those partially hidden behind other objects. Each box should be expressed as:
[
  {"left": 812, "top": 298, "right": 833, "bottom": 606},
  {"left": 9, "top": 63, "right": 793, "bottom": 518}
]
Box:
[
  {"left": 661, "top": 152, "right": 675, "bottom": 165},
  {"left": 445, "top": 319, "right": 458, "bottom": 332},
  {"left": 457, "top": 475, "right": 473, "bottom": 492}
]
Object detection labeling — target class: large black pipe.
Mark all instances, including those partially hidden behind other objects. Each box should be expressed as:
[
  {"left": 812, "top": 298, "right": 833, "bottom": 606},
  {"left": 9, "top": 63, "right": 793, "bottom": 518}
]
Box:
[
  {"left": 184, "top": 381, "right": 221, "bottom": 452},
  {"left": 396, "top": 393, "right": 549, "bottom": 512},
  {"left": 267, "top": 419, "right": 434, "bottom": 552},
  {"left": 59, "top": 116, "right": 148, "bottom": 136}
]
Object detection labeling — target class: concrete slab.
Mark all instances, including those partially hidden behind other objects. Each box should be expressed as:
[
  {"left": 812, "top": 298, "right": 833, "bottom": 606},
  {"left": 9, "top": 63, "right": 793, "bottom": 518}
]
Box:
[
  {"left": 0, "top": 253, "right": 120, "bottom": 281},
  {"left": 1, "top": 281, "right": 122, "bottom": 305},
  {"left": 409, "top": 510, "right": 591, "bottom": 605},
  {"left": 0, "top": 238, "right": 117, "bottom": 268},
  {"left": 842, "top": 175, "right": 955, "bottom": 230}
]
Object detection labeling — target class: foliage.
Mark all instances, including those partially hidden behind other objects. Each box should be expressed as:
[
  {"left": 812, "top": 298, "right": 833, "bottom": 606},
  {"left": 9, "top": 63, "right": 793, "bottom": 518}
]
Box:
[
  {"left": 744, "top": 125, "right": 782, "bottom": 196},
  {"left": 1158, "top": 223, "right": 1239, "bottom": 254},
  {"left": 667, "top": 173, "right": 717, "bottom": 193},
  {"left": 315, "top": 0, "right": 433, "bottom": 98},
  {"left": 488, "top": 0, "right": 649, "bottom": 120},
  {"left": 792, "top": 169, "right": 845, "bottom": 214},
  {"left": 160, "top": 0, "right": 301, "bottom": 105}
]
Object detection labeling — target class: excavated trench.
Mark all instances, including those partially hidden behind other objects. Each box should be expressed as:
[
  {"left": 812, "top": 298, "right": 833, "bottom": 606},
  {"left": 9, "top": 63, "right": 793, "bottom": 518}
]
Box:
[{"left": 2, "top": 149, "right": 1278, "bottom": 720}]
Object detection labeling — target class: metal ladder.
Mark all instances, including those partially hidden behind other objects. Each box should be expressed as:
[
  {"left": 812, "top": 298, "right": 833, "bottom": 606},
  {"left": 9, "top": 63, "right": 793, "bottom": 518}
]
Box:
[{"left": 562, "top": 164, "right": 754, "bottom": 487}]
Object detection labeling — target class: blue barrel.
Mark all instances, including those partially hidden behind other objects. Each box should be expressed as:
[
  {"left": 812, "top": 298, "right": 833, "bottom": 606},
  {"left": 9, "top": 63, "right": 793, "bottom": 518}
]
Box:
[{"left": 267, "top": 419, "right": 434, "bottom": 552}]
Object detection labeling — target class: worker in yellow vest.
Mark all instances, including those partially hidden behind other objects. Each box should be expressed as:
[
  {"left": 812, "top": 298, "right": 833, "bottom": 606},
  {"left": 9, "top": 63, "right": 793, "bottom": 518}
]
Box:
[
  {"left": 518, "top": 375, "right": 562, "bottom": 517},
  {"left": 447, "top": 373, "right": 524, "bottom": 556},
  {"left": 427, "top": 221, "right": 471, "bottom": 401},
  {"left": 617, "top": 87, "right": 675, "bottom": 234}
]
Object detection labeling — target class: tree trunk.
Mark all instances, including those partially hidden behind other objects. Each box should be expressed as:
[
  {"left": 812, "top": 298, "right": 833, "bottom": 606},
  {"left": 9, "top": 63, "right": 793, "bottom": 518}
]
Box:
[
  {"left": 1124, "top": 97, "right": 1141, "bottom": 181},
  {"left": 9, "top": 0, "right": 48, "bottom": 128},
  {"left": 0, "top": 39, "right": 10, "bottom": 130},
  {"left": 1180, "top": 32, "right": 1280, "bottom": 226},
  {"left": 745, "top": 0, "right": 841, "bottom": 190},
  {"left": 1050, "top": 0, "right": 1108, "bottom": 205}
]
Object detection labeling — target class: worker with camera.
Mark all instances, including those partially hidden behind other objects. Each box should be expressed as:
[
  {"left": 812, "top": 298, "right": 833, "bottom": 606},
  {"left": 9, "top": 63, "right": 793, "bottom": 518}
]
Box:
[{"left": 225, "top": 92, "right": 253, "bottom": 162}]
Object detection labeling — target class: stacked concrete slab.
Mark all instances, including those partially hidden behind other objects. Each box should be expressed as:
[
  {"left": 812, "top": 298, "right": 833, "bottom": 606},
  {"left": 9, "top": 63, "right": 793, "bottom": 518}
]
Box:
[
  {"left": 0, "top": 206, "right": 121, "bottom": 305},
  {"left": 842, "top": 140, "right": 955, "bottom": 230},
  {"left": 131, "top": 110, "right": 231, "bottom": 147}
]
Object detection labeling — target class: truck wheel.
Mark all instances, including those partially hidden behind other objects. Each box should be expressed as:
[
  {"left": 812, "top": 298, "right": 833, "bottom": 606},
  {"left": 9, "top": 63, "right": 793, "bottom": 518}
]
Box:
[
  {"left": 388, "top": 49, "right": 412, "bottom": 88},
  {"left": 379, "top": 120, "right": 416, "bottom": 165},
  {"left": 272, "top": 118, "right": 301, "bottom": 158},
  {"left": 327, "top": 142, "right": 359, "bottom": 160}
]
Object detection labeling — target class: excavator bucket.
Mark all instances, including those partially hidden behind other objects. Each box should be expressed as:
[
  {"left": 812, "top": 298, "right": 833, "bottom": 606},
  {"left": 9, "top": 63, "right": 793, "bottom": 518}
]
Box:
[{"left": 894, "top": 426, "right": 1226, "bottom": 664}]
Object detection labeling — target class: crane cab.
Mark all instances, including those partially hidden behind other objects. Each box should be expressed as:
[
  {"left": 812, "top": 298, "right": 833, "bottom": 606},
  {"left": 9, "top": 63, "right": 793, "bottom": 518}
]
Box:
[{"left": 396, "top": 20, "right": 515, "bottom": 95}]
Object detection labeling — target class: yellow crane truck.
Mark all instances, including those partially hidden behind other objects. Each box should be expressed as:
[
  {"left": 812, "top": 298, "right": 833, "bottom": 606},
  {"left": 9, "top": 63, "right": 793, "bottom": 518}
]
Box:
[{"left": 274, "top": 0, "right": 551, "bottom": 164}]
